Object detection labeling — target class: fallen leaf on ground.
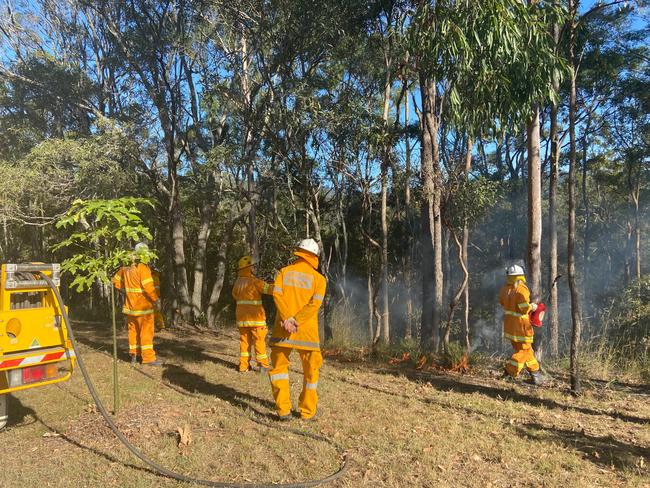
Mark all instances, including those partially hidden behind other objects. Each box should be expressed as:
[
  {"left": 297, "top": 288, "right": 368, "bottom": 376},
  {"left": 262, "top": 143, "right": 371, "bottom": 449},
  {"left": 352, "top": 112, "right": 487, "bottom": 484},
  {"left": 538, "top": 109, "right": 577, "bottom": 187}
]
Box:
[{"left": 177, "top": 424, "right": 192, "bottom": 448}]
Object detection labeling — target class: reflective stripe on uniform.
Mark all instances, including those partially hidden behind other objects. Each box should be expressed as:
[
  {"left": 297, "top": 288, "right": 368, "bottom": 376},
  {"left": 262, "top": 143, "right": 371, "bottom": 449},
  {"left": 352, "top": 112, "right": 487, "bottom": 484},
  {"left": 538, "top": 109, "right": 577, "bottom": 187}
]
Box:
[
  {"left": 129, "top": 345, "right": 140, "bottom": 350},
  {"left": 270, "top": 373, "right": 289, "bottom": 382},
  {"left": 256, "top": 354, "right": 268, "bottom": 359},
  {"left": 505, "top": 310, "right": 527, "bottom": 317},
  {"left": 142, "top": 278, "right": 154, "bottom": 285},
  {"left": 283, "top": 271, "right": 314, "bottom": 290},
  {"left": 517, "top": 302, "right": 529, "bottom": 310},
  {"left": 270, "top": 337, "right": 320, "bottom": 349},
  {"left": 123, "top": 308, "right": 155, "bottom": 316},
  {"left": 238, "top": 321, "right": 267, "bottom": 327},
  {"left": 273, "top": 286, "right": 283, "bottom": 295},
  {"left": 141, "top": 344, "right": 154, "bottom": 350},
  {"left": 509, "top": 359, "right": 524, "bottom": 368},
  {"left": 240, "top": 352, "right": 250, "bottom": 357},
  {"left": 125, "top": 287, "right": 144, "bottom": 293},
  {"left": 525, "top": 358, "right": 539, "bottom": 367},
  {"left": 237, "top": 300, "right": 263, "bottom": 305},
  {"left": 313, "top": 294, "right": 324, "bottom": 301},
  {"left": 504, "top": 333, "right": 534, "bottom": 343},
  {"left": 305, "top": 381, "right": 318, "bottom": 390}
]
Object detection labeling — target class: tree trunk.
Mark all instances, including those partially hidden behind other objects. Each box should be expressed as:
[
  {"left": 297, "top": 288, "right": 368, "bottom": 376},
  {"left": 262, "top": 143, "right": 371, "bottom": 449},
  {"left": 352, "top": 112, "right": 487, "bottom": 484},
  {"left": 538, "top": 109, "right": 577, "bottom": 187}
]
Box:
[
  {"left": 462, "top": 137, "right": 472, "bottom": 352},
  {"left": 308, "top": 194, "right": 331, "bottom": 342},
  {"left": 206, "top": 235, "right": 231, "bottom": 328},
  {"left": 581, "top": 121, "right": 591, "bottom": 318},
  {"left": 170, "top": 186, "right": 192, "bottom": 323},
  {"left": 419, "top": 74, "right": 437, "bottom": 349},
  {"left": 568, "top": 0, "right": 583, "bottom": 394},
  {"left": 548, "top": 62, "right": 560, "bottom": 358},
  {"left": 380, "top": 67, "right": 391, "bottom": 344},
  {"left": 367, "top": 269, "right": 375, "bottom": 344},
  {"left": 443, "top": 231, "right": 469, "bottom": 353},
  {"left": 634, "top": 189, "right": 641, "bottom": 283},
  {"left": 404, "top": 91, "right": 414, "bottom": 340},
  {"left": 527, "top": 104, "right": 542, "bottom": 303},
  {"left": 240, "top": 31, "right": 258, "bottom": 262},
  {"left": 190, "top": 199, "right": 215, "bottom": 321}
]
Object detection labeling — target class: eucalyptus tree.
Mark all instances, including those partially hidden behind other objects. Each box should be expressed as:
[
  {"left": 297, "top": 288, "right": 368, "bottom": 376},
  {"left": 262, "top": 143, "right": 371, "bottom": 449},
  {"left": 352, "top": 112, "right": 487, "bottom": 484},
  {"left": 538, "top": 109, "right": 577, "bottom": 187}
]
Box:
[{"left": 409, "top": 0, "right": 563, "bottom": 351}]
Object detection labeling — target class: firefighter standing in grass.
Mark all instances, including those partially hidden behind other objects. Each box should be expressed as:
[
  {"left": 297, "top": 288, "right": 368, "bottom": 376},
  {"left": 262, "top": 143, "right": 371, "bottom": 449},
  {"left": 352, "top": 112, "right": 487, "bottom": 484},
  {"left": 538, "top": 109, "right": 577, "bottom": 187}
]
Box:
[
  {"left": 112, "top": 243, "right": 162, "bottom": 366},
  {"left": 268, "top": 238, "right": 326, "bottom": 420},
  {"left": 499, "top": 265, "right": 544, "bottom": 385},
  {"left": 232, "top": 256, "right": 273, "bottom": 372}
]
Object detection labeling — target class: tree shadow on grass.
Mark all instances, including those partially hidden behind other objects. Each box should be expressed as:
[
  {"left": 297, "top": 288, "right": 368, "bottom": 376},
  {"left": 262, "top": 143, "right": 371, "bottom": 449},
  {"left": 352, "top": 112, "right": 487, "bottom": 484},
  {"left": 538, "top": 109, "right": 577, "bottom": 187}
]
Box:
[
  {"left": 330, "top": 362, "right": 650, "bottom": 426},
  {"left": 515, "top": 422, "right": 649, "bottom": 471},
  {"left": 338, "top": 375, "right": 649, "bottom": 472},
  {"left": 3, "top": 396, "right": 154, "bottom": 475},
  {"left": 162, "top": 364, "right": 277, "bottom": 421},
  {"left": 553, "top": 374, "right": 650, "bottom": 395},
  {"left": 70, "top": 321, "right": 238, "bottom": 369}
]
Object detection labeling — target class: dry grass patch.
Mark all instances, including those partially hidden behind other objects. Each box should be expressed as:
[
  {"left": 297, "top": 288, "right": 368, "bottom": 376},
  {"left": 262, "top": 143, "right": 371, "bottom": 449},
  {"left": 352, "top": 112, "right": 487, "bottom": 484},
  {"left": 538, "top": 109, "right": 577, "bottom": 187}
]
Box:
[{"left": 0, "top": 323, "right": 648, "bottom": 487}]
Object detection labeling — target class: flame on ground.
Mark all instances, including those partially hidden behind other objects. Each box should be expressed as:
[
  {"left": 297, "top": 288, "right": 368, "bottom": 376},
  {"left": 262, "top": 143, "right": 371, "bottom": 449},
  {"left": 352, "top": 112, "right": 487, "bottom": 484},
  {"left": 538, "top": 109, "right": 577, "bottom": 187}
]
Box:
[{"left": 450, "top": 353, "right": 470, "bottom": 373}]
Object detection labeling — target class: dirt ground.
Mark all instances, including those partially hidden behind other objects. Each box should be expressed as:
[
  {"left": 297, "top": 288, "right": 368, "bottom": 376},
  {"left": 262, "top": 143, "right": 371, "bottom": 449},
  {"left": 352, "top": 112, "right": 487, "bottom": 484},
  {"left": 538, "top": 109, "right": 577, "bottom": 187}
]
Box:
[{"left": 1, "top": 322, "right": 648, "bottom": 487}]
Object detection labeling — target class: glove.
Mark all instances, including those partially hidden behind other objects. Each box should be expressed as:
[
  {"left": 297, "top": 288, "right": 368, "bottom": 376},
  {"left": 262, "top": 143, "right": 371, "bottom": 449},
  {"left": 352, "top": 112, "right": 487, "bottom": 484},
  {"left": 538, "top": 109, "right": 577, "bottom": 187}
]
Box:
[
  {"left": 282, "top": 317, "right": 298, "bottom": 334},
  {"left": 530, "top": 302, "right": 538, "bottom": 312}
]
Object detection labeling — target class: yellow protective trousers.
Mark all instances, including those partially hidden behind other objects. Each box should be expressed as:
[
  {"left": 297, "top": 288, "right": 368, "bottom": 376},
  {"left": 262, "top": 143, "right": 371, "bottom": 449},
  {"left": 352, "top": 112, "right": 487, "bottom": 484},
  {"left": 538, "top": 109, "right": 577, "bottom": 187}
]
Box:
[
  {"left": 268, "top": 347, "right": 323, "bottom": 419},
  {"left": 239, "top": 327, "right": 269, "bottom": 371},
  {"left": 127, "top": 313, "right": 156, "bottom": 364},
  {"left": 505, "top": 341, "right": 539, "bottom": 377}
]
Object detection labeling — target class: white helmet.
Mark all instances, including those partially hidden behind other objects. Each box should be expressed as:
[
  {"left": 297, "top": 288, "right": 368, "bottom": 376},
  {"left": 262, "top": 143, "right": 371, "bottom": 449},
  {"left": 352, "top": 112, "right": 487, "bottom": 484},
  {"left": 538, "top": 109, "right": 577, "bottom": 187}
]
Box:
[
  {"left": 135, "top": 242, "right": 149, "bottom": 254},
  {"left": 506, "top": 264, "right": 525, "bottom": 276},
  {"left": 296, "top": 238, "right": 319, "bottom": 256}
]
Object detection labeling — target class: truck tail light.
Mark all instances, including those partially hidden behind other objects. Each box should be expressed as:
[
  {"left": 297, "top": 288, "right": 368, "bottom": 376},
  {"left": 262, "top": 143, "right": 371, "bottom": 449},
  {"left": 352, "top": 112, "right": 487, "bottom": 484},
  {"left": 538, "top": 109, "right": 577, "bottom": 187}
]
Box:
[
  {"left": 7, "top": 362, "right": 64, "bottom": 387},
  {"left": 23, "top": 365, "right": 45, "bottom": 384}
]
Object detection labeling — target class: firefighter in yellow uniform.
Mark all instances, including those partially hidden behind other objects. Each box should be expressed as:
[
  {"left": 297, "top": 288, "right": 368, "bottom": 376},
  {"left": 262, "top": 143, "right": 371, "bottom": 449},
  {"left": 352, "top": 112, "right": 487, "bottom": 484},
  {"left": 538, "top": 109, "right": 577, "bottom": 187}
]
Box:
[
  {"left": 499, "top": 265, "right": 543, "bottom": 385},
  {"left": 232, "top": 255, "right": 273, "bottom": 372},
  {"left": 112, "top": 243, "right": 162, "bottom": 366},
  {"left": 268, "top": 238, "right": 326, "bottom": 420}
]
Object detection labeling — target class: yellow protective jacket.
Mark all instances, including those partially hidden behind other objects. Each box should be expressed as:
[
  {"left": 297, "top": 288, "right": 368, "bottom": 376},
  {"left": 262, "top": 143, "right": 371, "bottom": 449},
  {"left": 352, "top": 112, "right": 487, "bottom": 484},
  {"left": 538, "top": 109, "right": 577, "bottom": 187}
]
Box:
[
  {"left": 270, "top": 250, "right": 326, "bottom": 351},
  {"left": 232, "top": 267, "right": 273, "bottom": 327},
  {"left": 112, "top": 263, "right": 159, "bottom": 316},
  {"left": 498, "top": 277, "right": 534, "bottom": 343}
]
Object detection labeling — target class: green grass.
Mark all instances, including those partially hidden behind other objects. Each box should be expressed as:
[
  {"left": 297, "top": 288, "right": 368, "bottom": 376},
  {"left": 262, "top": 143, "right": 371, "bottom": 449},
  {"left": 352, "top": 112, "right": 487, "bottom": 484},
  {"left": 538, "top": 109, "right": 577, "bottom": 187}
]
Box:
[{"left": 1, "top": 322, "right": 648, "bottom": 487}]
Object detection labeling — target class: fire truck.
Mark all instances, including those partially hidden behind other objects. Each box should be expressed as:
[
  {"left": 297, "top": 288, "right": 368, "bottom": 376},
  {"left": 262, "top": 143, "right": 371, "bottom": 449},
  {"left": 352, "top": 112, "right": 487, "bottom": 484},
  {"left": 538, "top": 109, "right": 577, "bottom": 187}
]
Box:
[{"left": 0, "top": 264, "right": 76, "bottom": 429}]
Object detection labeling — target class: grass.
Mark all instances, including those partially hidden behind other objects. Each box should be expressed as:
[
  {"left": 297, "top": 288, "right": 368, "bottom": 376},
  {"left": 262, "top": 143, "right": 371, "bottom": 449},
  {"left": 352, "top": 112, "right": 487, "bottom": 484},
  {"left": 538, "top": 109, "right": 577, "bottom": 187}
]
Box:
[{"left": 1, "top": 321, "right": 648, "bottom": 487}]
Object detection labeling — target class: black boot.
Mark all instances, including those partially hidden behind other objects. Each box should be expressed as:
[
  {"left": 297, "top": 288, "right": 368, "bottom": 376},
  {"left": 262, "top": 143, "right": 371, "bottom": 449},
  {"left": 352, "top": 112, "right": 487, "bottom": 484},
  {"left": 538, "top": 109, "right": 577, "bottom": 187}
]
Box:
[{"left": 530, "top": 370, "right": 545, "bottom": 386}]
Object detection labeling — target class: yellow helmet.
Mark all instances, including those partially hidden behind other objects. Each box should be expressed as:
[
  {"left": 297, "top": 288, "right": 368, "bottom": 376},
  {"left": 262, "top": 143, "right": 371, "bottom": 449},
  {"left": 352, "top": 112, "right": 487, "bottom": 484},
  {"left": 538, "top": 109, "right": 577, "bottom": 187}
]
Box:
[{"left": 238, "top": 255, "right": 254, "bottom": 270}]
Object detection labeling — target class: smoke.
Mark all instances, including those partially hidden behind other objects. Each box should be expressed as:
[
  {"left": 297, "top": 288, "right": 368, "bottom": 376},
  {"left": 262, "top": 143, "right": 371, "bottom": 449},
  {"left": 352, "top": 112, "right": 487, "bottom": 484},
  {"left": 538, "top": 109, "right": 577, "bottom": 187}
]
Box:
[
  {"left": 469, "top": 318, "right": 503, "bottom": 354},
  {"left": 325, "top": 272, "right": 422, "bottom": 345}
]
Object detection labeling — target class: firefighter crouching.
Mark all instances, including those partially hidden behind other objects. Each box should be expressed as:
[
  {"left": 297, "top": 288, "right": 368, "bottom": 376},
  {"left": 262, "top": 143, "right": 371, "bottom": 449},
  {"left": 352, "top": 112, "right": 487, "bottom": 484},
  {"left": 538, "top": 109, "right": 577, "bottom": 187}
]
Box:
[
  {"left": 232, "top": 255, "right": 273, "bottom": 372},
  {"left": 268, "top": 238, "right": 326, "bottom": 421},
  {"left": 499, "top": 265, "right": 543, "bottom": 385},
  {"left": 112, "top": 243, "right": 162, "bottom": 366}
]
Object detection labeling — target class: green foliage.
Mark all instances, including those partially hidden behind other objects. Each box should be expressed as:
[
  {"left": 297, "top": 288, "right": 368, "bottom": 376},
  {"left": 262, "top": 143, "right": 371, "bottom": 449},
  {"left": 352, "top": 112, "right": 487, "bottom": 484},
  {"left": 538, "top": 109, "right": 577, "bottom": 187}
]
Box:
[
  {"left": 600, "top": 277, "right": 650, "bottom": 351},
  {"left": 442, "top": 340, "right": 466, "bottom": 368},
  {"left": 444, "top": 177, "right": 499, "bottom": 229},
  {"left": 409, "top": 0, "right": 567, "bottom": 136},
  {"left": 52, "top": 198, "right": 156, "bottom": 292}
]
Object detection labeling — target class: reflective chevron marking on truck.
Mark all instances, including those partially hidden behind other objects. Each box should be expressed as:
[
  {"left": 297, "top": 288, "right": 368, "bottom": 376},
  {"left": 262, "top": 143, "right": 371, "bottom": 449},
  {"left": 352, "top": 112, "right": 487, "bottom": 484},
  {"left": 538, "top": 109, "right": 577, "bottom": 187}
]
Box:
[{"left": 0, "top": 349, "right": 76, "bottom": 370}]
